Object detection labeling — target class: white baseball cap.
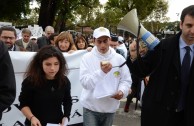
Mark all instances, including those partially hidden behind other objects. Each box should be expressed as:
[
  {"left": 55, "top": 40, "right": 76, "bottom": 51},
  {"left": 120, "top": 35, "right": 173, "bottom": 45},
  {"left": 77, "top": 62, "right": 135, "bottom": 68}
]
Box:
[
  {"left": 30, "top": 36, "right": 37, "bottom": 40},
  {"left": 118, "top": 36, "right": 124, "bottom": 43},
  {"left": 93, "top": 27, "right": 110, "bottom": 38}
]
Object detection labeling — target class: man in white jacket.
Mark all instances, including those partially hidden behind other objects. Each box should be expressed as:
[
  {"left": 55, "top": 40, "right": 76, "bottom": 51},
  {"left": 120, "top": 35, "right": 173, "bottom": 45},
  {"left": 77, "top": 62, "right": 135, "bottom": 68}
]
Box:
[{"left": 79, "top": 27, "right": 132, "bottom": 126}]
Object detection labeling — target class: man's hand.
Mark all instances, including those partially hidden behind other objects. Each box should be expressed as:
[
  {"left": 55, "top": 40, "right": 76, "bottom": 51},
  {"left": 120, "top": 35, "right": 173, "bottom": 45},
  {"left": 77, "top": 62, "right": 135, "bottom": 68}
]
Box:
[
  {"left": 111, "top": 90, "right": 124, "bottom": 100},
  {"left": 129, "top": 40, "right": 137, "bottom": 60},
  {"left": 30, "top": 116, "right": 42, "bottom": 126}
]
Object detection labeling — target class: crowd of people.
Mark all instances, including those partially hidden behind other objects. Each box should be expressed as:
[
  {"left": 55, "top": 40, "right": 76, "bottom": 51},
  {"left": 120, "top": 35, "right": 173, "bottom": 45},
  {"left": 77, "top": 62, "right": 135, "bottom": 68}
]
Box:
[{"left": 0, "top": 4, "right": 194, "bottom": 126}]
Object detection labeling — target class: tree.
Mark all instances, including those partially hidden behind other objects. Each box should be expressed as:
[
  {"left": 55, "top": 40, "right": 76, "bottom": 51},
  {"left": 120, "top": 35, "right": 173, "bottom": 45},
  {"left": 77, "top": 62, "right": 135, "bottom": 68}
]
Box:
[
  {"left": 0, "top": 0, "right": 30, "bottom": 21},
  {"left": 94, "top": 9, "right": 123, "bottom": 33},
  {"left": 0, "top": 0, "right": 169, "bottom": 35},
  {"left": 37, "top": 0, "right": 100, "bottom": 32},
  {"left": 72, "top": 1, "right": 101, "bottom": 28},
  {"left": 36, "top": 0, "right": 59, "bottom": 30},
  {"left": 106, "top": 0, "right": 159, "bottom": 20},
  {"left": 103, "top": 0, "right": 168, "bottom": 36},
  {"left": 143, "top": 0, "right": 169, "bottom": 33}
]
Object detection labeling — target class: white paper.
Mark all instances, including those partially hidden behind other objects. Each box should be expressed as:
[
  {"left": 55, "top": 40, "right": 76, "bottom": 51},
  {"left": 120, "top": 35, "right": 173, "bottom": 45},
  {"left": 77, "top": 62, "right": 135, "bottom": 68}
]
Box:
[
  {"left": 64, "top": 117, "right": 69, "bottom": 126},
  {"left": 46, "top": 118, "right": 68, "bottom": 126},
  {"left": 96, "top": 93, "right": 114, "bottom": 99},
  {"left": 46, "top": 124, "right": 60, "bottom": 126}
]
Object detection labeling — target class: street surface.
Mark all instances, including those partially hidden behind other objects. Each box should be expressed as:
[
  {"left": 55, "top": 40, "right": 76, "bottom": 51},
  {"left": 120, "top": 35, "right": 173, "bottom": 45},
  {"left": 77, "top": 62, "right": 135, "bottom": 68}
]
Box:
[{"left": 113, "top": 98, "right": 141, "bottom": 126}]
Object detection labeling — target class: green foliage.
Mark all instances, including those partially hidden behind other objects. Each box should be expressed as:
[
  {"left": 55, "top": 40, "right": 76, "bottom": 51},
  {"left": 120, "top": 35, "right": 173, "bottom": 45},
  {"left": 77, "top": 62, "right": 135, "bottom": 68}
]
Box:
[
  {"left": 52, "top": 0, "right": 100, "bottom": 32},
  {"left": 106, "top": 0, "right": 159, "bottom": 20},
  {"left": 0, "top": 0, "right": 31, "bottom": 20},
  {"left": 104, "top": 0, "right": 169, "bottom": 34},
  {"left": 145, "top": 0, "right": 168, "bottom": 22},
  {"left": 0, "top": 0, "right": 170, "bottom": 35},
  {"left": 142, "top": 0, "right": 169, "bottom": 33}
]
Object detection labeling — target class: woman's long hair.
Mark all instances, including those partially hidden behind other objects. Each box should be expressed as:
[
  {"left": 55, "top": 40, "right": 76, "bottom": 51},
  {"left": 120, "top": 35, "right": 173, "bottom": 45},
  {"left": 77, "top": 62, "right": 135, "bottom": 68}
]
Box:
[
  {"left": 75, "top": 36, "right": 88, "bottom": 50},
  {"left": 24, "top": 45, "right": 69, "bottom": 87}
]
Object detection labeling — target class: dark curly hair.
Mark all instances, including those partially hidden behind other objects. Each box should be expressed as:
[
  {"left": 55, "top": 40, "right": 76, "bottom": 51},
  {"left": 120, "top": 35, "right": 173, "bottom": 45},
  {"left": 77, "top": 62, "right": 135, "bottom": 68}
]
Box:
[{"left": 24, "top": 45, "right": 69, "bottom": 87}]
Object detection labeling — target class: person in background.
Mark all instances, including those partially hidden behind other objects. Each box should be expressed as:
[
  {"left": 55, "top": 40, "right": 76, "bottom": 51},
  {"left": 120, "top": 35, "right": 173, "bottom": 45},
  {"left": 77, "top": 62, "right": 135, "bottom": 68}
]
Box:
[
  {"left": 55, "top": 31, "right": 77, "bottom": 54},
  {"left": 125, "top": 35, "right": 134, "bottom": 50},
  {"left": 75, "top": 35, "right": 88, "bottom": 50},
  {"left": 0, "top": 40, "right": 16, "bottom": 120},
  {"left": 88, "top": 36, "right": 95, "bottom": 48},
  {"left": 75, "top": 35, "right": 92, "bottom": 52},
  {"left": 37, "top": 26, "right": 55, "bottom": 49},
  {"left": 30, "top": 36, "right": 38, "bottom": 43},
  {"left": 117, "top": 36, "right": 128, "bottom": 59},
  {"left": 124, "top": 40, "right": 148, "bottom": 112},
  {"left": 15, "top": 28, "right": 38, "bottom": 52},
  {"left": 128, "top": 5, "right": 194, "bottom": 126},
  {"left": 79, "top": 27, "right": 132, "bottom": 126},
  {"left": 0, "top": 26, "right": 21, "bottom": 51},
  {"left": 109, "top": 33, "right": 125, "bottom": 58},
  {"left": 19, "top": 45, "right": 72, "bottom": 126},
  {"left": 49, "top": 33, "right": 58, "bottom": 46}
]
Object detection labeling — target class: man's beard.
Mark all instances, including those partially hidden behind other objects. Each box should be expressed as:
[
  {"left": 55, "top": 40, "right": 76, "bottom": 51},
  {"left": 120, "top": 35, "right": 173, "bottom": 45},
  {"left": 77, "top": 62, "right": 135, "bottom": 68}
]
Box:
[{"left": 7, "top": 44, "right": 13, "bottom": 50}]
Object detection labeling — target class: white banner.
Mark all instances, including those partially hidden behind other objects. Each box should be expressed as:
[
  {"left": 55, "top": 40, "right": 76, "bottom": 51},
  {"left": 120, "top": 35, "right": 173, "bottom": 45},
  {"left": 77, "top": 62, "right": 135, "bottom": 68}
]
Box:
[
  {"left": 0, "top": 22, "right": 12, "bottom": 27},
  {"left": 1, "top": 50, "right": 87, "bottom": 126}
]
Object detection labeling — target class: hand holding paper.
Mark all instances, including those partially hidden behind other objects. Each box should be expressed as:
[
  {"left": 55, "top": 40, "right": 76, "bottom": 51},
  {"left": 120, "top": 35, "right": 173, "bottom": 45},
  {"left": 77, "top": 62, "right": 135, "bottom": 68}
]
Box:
[
  {"left": 46, "top": 124, "right": 60, "bottom": 126},
  {"left": 46, "top": 117, "right": 68, "bottom": 126},
  {"left": 62, "top": 117, "right": 69, "bottom": 126}
]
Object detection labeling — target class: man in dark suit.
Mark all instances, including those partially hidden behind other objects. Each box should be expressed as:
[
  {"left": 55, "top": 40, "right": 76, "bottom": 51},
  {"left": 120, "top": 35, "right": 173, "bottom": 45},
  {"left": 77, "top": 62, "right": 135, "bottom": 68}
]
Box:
[
  {"left": 0, "top": 26, "right": 21, "bottom": 51},
  {"left": 128, "top": 5, "right": 194, "bottom": 126},
  {"left": 37, "top": 26, "right": 54, "bottom": 49},
  {"left": 0, "top": 41, "right": 16, "bottom": 120}
]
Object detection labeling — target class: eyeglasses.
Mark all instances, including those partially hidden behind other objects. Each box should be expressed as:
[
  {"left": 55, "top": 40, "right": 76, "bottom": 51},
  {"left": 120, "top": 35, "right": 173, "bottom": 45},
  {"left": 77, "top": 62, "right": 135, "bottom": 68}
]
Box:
[
  {"left": 46, "top": 32, "right": 53, "bottom": 35},
  {"left": 1, "top": 36, "right": 15, "bottom": 40}
]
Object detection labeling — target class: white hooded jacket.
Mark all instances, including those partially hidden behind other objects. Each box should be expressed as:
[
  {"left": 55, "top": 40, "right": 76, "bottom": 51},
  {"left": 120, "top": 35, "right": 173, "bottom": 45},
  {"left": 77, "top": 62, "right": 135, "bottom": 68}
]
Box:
[{"left": 79, "top": 46, "right": 132, "bottom": 113}]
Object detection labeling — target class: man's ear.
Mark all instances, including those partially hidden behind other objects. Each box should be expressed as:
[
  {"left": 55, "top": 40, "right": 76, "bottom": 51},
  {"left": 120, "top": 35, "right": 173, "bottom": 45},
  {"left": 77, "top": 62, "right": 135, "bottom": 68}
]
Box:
[{"left": 179, "top": 21, "right": 183, "bottom": 30}]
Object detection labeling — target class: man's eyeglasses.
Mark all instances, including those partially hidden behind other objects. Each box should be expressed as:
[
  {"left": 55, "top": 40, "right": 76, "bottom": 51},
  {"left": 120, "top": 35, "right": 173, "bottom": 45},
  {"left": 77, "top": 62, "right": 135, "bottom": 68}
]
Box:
[{"left": 1, "top": 36, "right": 15, "bottom": 40}]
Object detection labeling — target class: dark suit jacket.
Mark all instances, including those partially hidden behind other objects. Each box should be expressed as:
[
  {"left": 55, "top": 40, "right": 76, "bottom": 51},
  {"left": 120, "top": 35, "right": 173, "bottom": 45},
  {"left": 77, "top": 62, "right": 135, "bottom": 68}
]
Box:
[
  {"left": 9, "top": 44, "right": 21, "bottom": 51},
  {"left": 128, "top": 32, "right": 194, "bottom": 126},
  {"left": 37, "top": 36, "right": 50, "bottom": 49},
  {"left": 0, "top": 41, "right": 16, "bottom": 120}
]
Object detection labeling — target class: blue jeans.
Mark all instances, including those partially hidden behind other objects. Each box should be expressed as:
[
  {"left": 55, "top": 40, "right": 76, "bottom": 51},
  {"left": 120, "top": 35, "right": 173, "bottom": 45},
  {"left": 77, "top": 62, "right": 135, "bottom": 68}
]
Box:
[{"left": 83, "top": 107, "right": 115, "bottom": 126}]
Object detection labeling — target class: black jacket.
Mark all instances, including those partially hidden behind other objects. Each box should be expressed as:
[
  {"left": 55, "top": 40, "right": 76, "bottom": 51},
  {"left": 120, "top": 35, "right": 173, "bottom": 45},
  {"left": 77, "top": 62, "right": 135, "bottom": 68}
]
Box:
[
  {"left": 128, "top": 32, "right": 194, "bottom": 126},
  {"left": 0, "top": 41, "right": 16, "bottom": 120},
  {"left": 19, "top": 77, "right": 72, "bottom": 126},
  {"left": 37, "top": 36, "right": 50, "bottom": 49}
]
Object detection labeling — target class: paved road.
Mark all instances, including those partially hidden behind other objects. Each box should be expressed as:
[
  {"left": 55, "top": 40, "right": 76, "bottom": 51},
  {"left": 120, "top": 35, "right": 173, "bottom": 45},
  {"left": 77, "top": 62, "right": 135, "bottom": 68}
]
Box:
[{"left": 113, "top": 98, "right": 141, "bottom": 126}]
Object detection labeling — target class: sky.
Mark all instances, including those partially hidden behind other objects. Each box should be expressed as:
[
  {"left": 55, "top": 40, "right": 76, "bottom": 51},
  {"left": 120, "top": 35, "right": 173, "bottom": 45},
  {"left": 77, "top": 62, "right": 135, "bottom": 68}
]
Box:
[
  {"left": 166, "top": 0, "right": 194, "bottom": 21},
  {"left": 99, "top": 0, "right": 108, "bottom": 5}
]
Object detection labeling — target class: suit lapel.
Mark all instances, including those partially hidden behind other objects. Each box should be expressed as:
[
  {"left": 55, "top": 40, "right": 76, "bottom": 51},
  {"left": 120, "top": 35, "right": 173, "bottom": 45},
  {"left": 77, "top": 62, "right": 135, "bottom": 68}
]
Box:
[
  {"left": 173, "top": 47, "right": 181, "bottom": 75},
  {"left": 170, "top": 36, "right": 181, "bottom": 76},
  {"left": 190, "top": 55, "right": 194, "bottom": 74}
]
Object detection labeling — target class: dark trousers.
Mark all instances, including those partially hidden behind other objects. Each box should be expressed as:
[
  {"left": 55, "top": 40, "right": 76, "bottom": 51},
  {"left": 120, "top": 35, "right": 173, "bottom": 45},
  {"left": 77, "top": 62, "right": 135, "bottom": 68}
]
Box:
[
  {"left": 166, "top": 110, "right": 185, "bottom": 126},
  {"left": 125, "top": 88, "right": 137, "bottom": 106},
  {"left": 141, "top": 104, "right": 185, "bottom": 126}
]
